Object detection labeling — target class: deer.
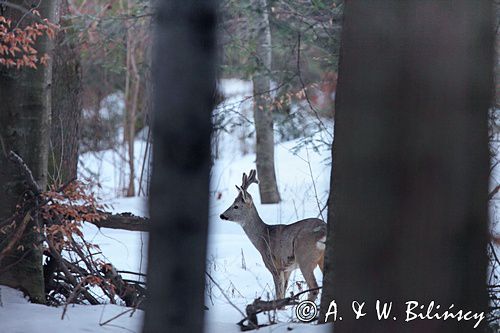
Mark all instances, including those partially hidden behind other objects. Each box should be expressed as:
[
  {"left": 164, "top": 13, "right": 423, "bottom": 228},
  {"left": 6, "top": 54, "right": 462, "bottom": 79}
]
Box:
[{"left": 219, "top": 170, "right": 327, "bottom": 301}]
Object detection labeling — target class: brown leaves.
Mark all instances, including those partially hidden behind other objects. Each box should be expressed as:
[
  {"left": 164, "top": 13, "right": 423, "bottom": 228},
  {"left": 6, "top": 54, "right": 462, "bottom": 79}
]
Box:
[
  {"left": 41, "top": 180, "right": 106, "bottom": 252},
  {"left": 0, "top": 14, "right": 59, "bottom": 69}
]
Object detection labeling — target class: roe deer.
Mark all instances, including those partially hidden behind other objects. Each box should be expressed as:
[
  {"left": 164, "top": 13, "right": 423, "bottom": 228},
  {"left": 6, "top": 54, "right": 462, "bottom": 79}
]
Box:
[{"left": 220, "top": 170, "right": 327, "bottom": 301}]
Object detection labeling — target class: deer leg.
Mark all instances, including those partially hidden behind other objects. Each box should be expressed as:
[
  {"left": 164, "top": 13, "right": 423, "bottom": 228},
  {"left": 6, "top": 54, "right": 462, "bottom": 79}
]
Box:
[
  {"left": 272, "top": 271, "right": 286, "bottom": 299},
  {"left": 298, "top": 262, "right": 319, "bottom": 301},
  {"left": 283, "top": 270, "right": 291, "bottom": 296},
  {"left": 317, "top": 253, "right": 324, "bottom": 274}
]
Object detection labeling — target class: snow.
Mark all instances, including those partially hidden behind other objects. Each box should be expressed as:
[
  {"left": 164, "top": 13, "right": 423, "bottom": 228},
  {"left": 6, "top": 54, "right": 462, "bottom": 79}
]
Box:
[
  {"left": 5, "top": 79, "right": 498, "bottom": 332},
  {"left": 82, "top": 197, "right": 149, "bottom": 283},
  {"left": 204, "top": 134, "right": 331, "bottom": 331},
  {"left": 1, "top": 79, "right": 334, "bottom": 332},
  {"left": 78, "top": 138, "right": 151, "bottom": 200},
  {"left": 207, "top": 79, "right": 333, "bottom": 331},
  {"left": 0, "top": 286, "right": 144, "bottom": 333}
]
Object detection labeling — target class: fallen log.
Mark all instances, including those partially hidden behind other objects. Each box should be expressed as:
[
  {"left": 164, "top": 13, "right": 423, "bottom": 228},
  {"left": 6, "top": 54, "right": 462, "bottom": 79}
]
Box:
[
  {"left": 237, "top": 287, "right": 322, "bottom": 331},
  {"left": 87, "top": 212, "right": 149, "bottom": 232}
]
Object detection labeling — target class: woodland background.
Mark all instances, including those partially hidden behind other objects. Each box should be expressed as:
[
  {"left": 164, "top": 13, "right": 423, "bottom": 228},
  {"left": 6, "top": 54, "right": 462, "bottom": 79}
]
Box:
[{"left": 0, "top": 1, "right": 499, "bottom": 333}]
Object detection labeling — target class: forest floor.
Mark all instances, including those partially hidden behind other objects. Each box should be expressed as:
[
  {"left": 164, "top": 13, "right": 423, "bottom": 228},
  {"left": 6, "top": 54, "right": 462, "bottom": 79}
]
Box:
[
  {"left": 0, "top": 79, "right": 335, "bottom": 332},
  {"left": 2, "top": 81, "right": 500, "bottom": 332}
]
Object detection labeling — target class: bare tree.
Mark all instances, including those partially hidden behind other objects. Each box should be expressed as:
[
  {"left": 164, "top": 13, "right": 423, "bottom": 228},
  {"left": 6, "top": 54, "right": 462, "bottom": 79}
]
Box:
[
  {"left": 320, "top": 1, "right": 492, "bottom": 332},
  {"left": 251, "top": 0, "right": 280, "bottom": 204},
  {"left": 0, "top": 0, "right": 57, "bottom": 303},
  {"left": 142, "top": 1, "right": 216, "bottom": 333}
]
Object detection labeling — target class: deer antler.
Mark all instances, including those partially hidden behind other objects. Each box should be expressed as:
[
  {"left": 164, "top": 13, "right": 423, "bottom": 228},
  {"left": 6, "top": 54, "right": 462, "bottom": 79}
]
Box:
[
  {"left": 241, "top": 169, "right": 258, "bottom": 191},
  {"left": 236, "top": 169, "right": 258, "bottom": 201}
]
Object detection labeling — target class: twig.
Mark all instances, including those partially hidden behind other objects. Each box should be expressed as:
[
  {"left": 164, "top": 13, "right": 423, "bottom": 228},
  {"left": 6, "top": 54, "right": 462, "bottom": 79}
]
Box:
[
  {"left": 205, "top": 272, "right": 249, "bottom": 321},
  {"left": 117, "top": 270, "right": 147, "bottom": 277},
  {"left": 295, "top": 33, "right": 333, "bottom": 140},
  {"left": 99, "top": 298, "right": 144, "bottom": 326},
  {"left": 122, "top": 279, "right": 146, "bottom": 286},
  {"left": 305, "top": 147, "right": 325, "bottom": 221},
  {"left": 0, "top": 1, "right": 46, "bottom": 23},
  {"left": 61, "top": 279, "right": 85, "bottom": 319},
  {"left": 99, "top": 308, "right": 134, "bottom": 326},
  {"left": 0, "top": 211, "right": 31, "bottom": 265},
  {"left": 489, "top": 184, "right": 500, "bottom": 200}
]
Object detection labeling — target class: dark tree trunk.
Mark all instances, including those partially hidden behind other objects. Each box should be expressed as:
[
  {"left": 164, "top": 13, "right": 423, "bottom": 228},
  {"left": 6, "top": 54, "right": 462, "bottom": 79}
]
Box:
[
  {"left": 495, "top": 0, "right": 500, "bottom": 109},
  {"left": 49, "top": 0, "right": 82, "bottom": 185},
  {"left": 251, "top": 0, "right": 280, "bottom": 204},
  {"left": 142, "top": 1, "right": 215, "bottom": 333},
  {"left": 320, "top": 1, "right": 492, "bottom": 332},
  {"left": 0, "top": 0, "right": 56, "bottom": 303}
]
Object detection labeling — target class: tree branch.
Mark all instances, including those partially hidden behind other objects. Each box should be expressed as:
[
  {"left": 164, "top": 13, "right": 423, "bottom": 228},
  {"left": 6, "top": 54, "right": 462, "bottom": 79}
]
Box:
[{"left": 8, "top": 151, "right": 42, "bottom": 195}]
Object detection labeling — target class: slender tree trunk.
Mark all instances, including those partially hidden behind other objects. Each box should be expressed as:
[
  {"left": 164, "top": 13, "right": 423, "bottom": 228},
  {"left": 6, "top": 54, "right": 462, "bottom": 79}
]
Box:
[
  {"left": 142, "top": 1, "right": 215, "bottom": 333},
  {"left": 251, "top": 0, "right": 280, "bottom": 204},
  {"left": 49, "top": 0, "right": 82, "bottom": 185},
  {"left": 123, "top": 0, "right": 140, "bottom": 197},
  {"left": 320, "top": 1, "right": 492, "bottom": 332},
  {"left": 0, "top": 0, "right": 56, "bottom": 303}
]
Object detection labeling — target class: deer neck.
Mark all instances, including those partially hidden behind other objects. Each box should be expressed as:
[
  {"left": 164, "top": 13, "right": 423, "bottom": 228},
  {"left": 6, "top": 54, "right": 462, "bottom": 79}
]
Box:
[{"left": 241, "top": 206, "right": 269, "bottom": 249}]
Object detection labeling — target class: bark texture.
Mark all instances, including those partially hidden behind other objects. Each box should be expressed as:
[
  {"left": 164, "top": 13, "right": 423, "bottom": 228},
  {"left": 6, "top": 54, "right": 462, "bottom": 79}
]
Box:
[
  {"left": 142, "top": 1, "right": 215, "bottom": 333},
  {"left": 251, "top": 0, "right": 280, "bottom": 204},
  {"left": 0, "top": 0, "right": 56, "bottom": 303},
  {"left": 319, "top": 1, "right": 492, "bottom": 332},
  {"left": 49, "top": 0, "right": 82, "bottom": 185}
]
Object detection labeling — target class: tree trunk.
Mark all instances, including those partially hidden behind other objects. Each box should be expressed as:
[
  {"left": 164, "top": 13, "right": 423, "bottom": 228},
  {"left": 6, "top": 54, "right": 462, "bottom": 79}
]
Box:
[
  {"left": 142, "top": 1, "right": 215, "bottom": 333},
  {"left": 495, "top": 0, "right": 500, "bottom": 109},
  {"left": 251, "top": 0, "right": 280, "bottom": 204},
  {"left": 0, "top": 0, "right": 56, "bottom": 303},
  {"left": 49, "top": 0, "right": 82, "bottom": 185},
  {"left": 124, "top": 0, "right": 138, "bottom": 197},
  {"left": 320, "top": 1, "right": 492, "bottom": 332}
]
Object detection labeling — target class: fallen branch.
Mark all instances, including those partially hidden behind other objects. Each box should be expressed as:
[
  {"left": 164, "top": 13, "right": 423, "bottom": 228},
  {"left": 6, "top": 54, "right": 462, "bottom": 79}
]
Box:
[
  {"left": 237, "top": 287, "right": 322, "bottom": 331},
  {"left": 1, "top": 151, "right": 148, "bottom": 309},
  {"left": 46, "top": 236, "right": 99, "bottom": 306},
  {"left": 102, "top": 263, "right": 146, "bottom": 309},
  {"left": 87, "top": 212, "right": 149, "bottom": 232}
]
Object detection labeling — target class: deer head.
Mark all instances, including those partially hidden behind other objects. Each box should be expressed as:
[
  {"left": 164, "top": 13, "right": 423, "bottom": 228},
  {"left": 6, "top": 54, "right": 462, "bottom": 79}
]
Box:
[{"left": 220, "top": 169, "right": 259, "bottom": 225}]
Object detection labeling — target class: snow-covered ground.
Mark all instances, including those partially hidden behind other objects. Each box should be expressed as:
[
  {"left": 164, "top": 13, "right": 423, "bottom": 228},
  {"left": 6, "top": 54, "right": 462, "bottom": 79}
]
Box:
[
  {"left": 205, "top": 136, "right": 331, "bottom": 332},
  {"left": 0, "top": 286, "right": 144, "bottom": 333},
  {"left": 0, "top": 79, "right": 334, "bottom": 332},
  {"left": 3, "top": 80, "right": 500, "bottom": 332}
]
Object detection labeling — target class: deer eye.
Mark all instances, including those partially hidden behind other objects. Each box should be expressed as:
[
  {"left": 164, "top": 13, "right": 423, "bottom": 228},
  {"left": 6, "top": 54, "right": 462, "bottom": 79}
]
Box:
[{"left": 234, "top": 205, "right": 239, "bottom": 209}]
